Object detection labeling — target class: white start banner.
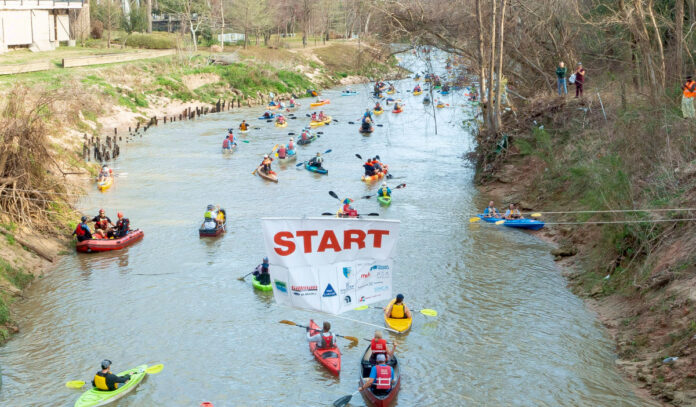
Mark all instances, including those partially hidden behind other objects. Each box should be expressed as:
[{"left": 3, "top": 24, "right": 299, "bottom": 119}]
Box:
[{"left": 261, "top": 217, "right": 401, "bottom": 315}]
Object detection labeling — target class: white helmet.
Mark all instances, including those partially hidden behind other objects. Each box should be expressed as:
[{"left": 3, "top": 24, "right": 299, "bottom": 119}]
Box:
[
  {"left": 264, "top": 154, "right": 269, "bottom": 158},
  {"left": 382, "top": 182, "right": 387, "bottom": 187},
  {"left": 290, "top": 137, "right": 294, "bottom": 141}
]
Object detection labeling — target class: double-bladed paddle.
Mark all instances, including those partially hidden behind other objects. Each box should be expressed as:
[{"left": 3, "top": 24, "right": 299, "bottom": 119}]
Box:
[
  {"left": 66, "top": 364, "right": 164, "bottom": 389},
  {"left": 279, "top": 320, "right": 358, "bottom": 345}
]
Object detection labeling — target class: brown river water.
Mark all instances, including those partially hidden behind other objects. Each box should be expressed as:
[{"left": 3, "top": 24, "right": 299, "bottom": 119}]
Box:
[{"left": 0, "top": 53, "right": 656, "bottom": 406}]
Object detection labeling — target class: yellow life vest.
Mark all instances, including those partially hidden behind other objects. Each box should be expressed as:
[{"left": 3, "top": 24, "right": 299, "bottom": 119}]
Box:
[
  {"left": 391, "top": 302, "right": 405, "bottom": 318},
  {"left": 216, "top": 211, "right": 225, "bottom": 222},
  {"left": 204, "top": 210, "right": 213, "bottom": 220},
  {"left": 93, "top": 371, "right": 117, "bottom": 391}
]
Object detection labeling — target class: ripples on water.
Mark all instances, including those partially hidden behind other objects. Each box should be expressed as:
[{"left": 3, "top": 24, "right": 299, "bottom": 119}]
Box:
[{"left": 0, "top": 53, "right": 655, "bottom": 406}]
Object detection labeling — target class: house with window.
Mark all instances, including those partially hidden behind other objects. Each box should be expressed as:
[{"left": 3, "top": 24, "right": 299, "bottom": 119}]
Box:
[{"left": 0, "top": 0, "right": 88, "bottom": 53}]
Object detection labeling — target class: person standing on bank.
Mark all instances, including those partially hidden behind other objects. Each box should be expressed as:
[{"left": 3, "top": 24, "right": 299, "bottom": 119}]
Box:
[
  {"left": 574, "top": 62, "right": 586, "bottom": 98},
  {"left": 556, "top": 62, "right": 567, "bottom": 96},
  {"left": 682, "top": 76, "right": 696, "bottom": 119}
]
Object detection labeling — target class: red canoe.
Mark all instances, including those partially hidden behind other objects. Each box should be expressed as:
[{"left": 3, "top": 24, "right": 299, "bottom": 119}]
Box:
[
  {"left": 76, "top": 229, "right": 144, "bottom": 253},
  {"left": 359, "top": 345, "right": 401, "bottom": 407},
  {"left": 309, "top": 319, "right": 341, "bottom": 375}
]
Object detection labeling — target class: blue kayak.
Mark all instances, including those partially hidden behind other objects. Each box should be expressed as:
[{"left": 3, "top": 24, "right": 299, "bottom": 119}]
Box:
[
  {"left": 304, "top": 162, "right": 328, "bottom": 175},
  {"left": 341, "top": 91, "right": 359, "bottom": 96},
  {"left": 440, "top": 91, "right": 450, "bottom": 95},
  {"left": 258, "top": 114, "right": 275, "bottom": 120},
  {"left": 477, "top": 215, "right": 544, "bottom": 230}
]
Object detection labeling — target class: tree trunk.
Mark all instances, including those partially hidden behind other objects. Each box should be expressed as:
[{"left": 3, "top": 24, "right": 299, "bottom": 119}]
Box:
[
  {"left": 190, "top": 20, "right": 197, "bottom": 51},
  {"left": 146, "top": 0, "right": 152, "bottom": 33},
  {"left": 494, "top": 0, "right": 508, "bottom": 131},
  {"left": 486, "top": 0, "right": 497, "bottom": 131},
  {"left": 675, "top": 0, "right": 684, "bottom": 81},
  {"left": 646, "top": 0, "right": 666, "bottom": 93},
  {"left": 475, "top": 0, "right": 487, "bottom": 111},
  {"left": 219, "top": 0, "right": 225, "bottom": 51}
]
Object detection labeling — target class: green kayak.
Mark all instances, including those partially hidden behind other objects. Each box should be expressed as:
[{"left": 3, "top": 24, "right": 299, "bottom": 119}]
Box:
[
  {"left": 377, "top": 195, "right": 392, "bottom": 206},
  {"left": 252, "top": 276, "right": 272, "bottom": 291},
  {"left": 75, "top": 364, "right": 148, "bottom": 407}
]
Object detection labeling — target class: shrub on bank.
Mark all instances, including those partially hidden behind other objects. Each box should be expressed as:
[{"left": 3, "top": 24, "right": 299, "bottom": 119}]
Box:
[{"left": 125, "top": 33, "right": 176, "bottom": 49}]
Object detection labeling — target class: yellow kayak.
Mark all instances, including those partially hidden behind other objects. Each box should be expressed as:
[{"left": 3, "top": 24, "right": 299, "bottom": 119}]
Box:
[
  {"left": 275, "top": 121, "right": 288, "bottom": 128},
  {"left": 310, "top": 116, "right": 332, "bottom": 127},
  {"left": 413, "top": 90, "right": 422, "bottom": 96},
  {"left": 384, "top": 298, "right": 412, "bottom": 333},
  {"left": 436, "top": 104, "right": 446, "bottom": 108},
  {"left": 386, "top": 90, "right": 395, "bottom": 95},
  {"left": 373, "top": 109, "right": 384, "bottom": 115},
  {"left": 310, "top": 99, "right": 330, "bottom": 107},
  {"left": 97, "top": 176, "right": 114, "bottom": 192}
]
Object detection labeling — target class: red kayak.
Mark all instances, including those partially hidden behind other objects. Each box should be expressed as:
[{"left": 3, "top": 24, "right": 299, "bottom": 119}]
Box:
[
  {"left": 76, "top": 229, "right": 144, "bottom": 253},
  {"left": 308, "top": 319, "right": 341, "bottom": 375},
  {"left": 359, "top": 345, "right": 401, "bottom": 407}
]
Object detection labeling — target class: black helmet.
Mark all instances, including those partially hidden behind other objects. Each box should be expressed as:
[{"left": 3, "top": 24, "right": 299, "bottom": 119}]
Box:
[
  {"left": 396, "top": 293, "right": 404, "bottom": 301},
  {"left": 81, "top": 216, "right": 87, "bottom": 222},
  {"left": 101, "top": 359, "right": 112, "bottom": 369}
]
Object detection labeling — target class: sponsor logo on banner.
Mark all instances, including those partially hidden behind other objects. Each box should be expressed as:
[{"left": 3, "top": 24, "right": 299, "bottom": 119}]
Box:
[
  {"left": 358, "top": 271, "right": 371, "bottom": 289},
  {"left": 340, "top": 281, "right": 355, "bottom": 295},
  {"left": 292, "top": 285, "right": 318, "bottom": 296},
  {"left": 342, "top": 267, "right": 352, "bottom": 278},
  {"left": 323, "top": 284, "right": 337, "bottom": 297},
  {"left": 373, "top": 285, "right": 389, "bottom": 293},
  {"left": 371, "top": 265, "right": 391, "bottom": 279},
  {"left": 359, "top": 294, "right": 381, "bottom": 303},
  {"left": 344, "top": 295, "right": 352, "bottom": 304},
  {"left": 274, "top": 280, "right": 287, "bottom": 293}
]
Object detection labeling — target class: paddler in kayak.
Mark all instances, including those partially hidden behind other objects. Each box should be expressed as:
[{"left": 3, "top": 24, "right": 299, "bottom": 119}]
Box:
[
  {"left": 374, "top": 102, "right": 383, "bottom": 112},
  {"left": 306, "top": 321, "right": 337, "bottom": 349},
  {"left": 253, "top": 257, "right": 271, "bottom": 285},
  {"left": 275, "top": 115, "right": 286, "bottom": 125},
  {"left": 288, "top": 137, "right": 295, "bottom": 152},
  {"left": 377, "top": 182, "right": 391, "bottom": 198},
  {"left": 239, "top": 120, "right": 248, "bottom": 131},
  {"left": 203, "top": 205, "right": 219, "bottom": 229},
  {"left": 341, "top": 198, "right": 358, "bottom": 217},
  {"left": 260, "top": 154, "right": 274, "bottom": 174},
  {"left": 72, "top": 216, "right": 93, "bottom": 242},
  {"left": 363, "top": 109, "right": 373, "bottom": 121},
  {"left": 359, "top": 353, "right": 394, "bottom": 395},
  {"left": 413, "top": 84, "right": 422, "bottom": 93},
  {"left": 504, "top": 203, "right": 523, "bottom": 220},
  {"left": 308, "top": 152, "right": 324, "bottom": 169},
  {"left": 92, "top": 209, "right": 114, "bottom": 239},
  {"left": 277, "top": 144, "right": 288, "bottom": 159},
  {"left": 98, "top": 165, "right": 112, "bottom": 183},
  {"left": 92, "top": 360, "right": 130, "bottom": 391},
  {"left": 371, "top": 157, "right": 384, "bottom": 173},
  {"left": 483, "top": 201, "right": 500, "bottom": 218},
  {"left": 311, "top": 112, "right": 318, "bottom": 121},
  {"left": 300, "top": 128, "right": 311, "bottom": 142},
  {"left": 369, "top": 330, "right": 396, "bottom": 364},
  {"left": 318, "top": 111, "right": 327, "bottom": 121},
  {"left": 360, "top": 118, "right": 373, "bottom": 133},
  {"left": 384, "top": 294, "right": 412, "bottom": 320},
  {"left": 262, "top": 111, "right": 273, "bottom": 119},
  {"left": 363, "top": 160, "right": 376, "bottom": 176}
]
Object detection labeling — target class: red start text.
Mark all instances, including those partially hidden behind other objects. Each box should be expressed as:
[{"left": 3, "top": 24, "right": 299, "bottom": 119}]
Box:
[{"left": 273, "top": 229, "right": 390, "bottom": 256}]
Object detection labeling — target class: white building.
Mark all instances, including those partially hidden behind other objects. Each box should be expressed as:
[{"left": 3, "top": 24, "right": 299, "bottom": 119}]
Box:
[{"left": 0, "top": 0, "right": 86, "bottom": 53}]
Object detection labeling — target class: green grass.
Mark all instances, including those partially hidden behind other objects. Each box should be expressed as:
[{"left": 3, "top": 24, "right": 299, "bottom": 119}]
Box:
[{"left": 0, "top": 259, "right": 33, "bottom": 290}]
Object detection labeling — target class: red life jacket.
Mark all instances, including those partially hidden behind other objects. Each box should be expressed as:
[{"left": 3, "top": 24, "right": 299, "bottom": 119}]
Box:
[
  {"left": 95, "top": 218, "right": 109, "bottom": 229},
  {"left": 222, "top": 139, "right": 230, "bottom": 148},
  {"left": 302, "top": 132, "right": 309, "bottom": 141},
  {"left": 278, "top": 146, "right": 287, "bottom": 158},
  {"left": 375, "top": 365, "right": 392, "bottom": 389},
  {"left": 321, "top": 333, "right": 334, "bottom": 348},
  {"left": 288, "top": 141, "right": 294, "bottom": 150},
  {"left": 74, "top": 224, "right": 86, "bottom": 237},
  {"left": 371, "top": 338, "right": 387, "bottom": 354}
]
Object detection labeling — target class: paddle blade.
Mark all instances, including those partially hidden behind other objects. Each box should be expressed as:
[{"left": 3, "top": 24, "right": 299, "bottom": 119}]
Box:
[
  {"left": 279, "top": 320, "right": 297, "bottom": 326},
  {"left": 329, "top": 191, "right": 340, "bottom": 200},
  {"left": 321, "top": 212, "right": 333, "bottom": 216},
  {"left": 396, "top": 183, "right": 406, "bottom": 189},
  {"left": 355, "top": 154, "right": 363, "bottom": 160},
  {"left": 377, "top": 124, "right": 384, "bottom": 127},
  {"left": 419, "top": 309, "right": 438, "bottom": 317},
  {"left": 324, "top": 149, "right": 332, "bottom": 154},
  {"left": 242, "top": 140, "right": 250, "bottom": 143},
  {"left": 296, "top": 162, "right": 304, "bottom": 167},
  {"left": 333, "top": 394, "right": 354, "bottom": 407},
  {"left": 495, "top": 220, "right": 506, "bottom": 225},
  {"left": 360, "top": 195, "right": 373, "bottom": 199},
  {"left": 66, "top": 380, "right": 85, "bottom": 389},
  {"left": 145, "top": 364, "right": 164, "bottom": 374},
  {"left": 531, "top": 213, "right": 542, "bottom": 218},
  {"left": 366, "top": 213, "right": 380, "bottom": 216},
  {"left": 344, "top": 335, "right": 359, "bottom": 344},
  {"left": 354, "top": 305, "right": 369, "bottom": 310},
  {"left": 469, "top": 217, "right": 481, "bottom": 223}
]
